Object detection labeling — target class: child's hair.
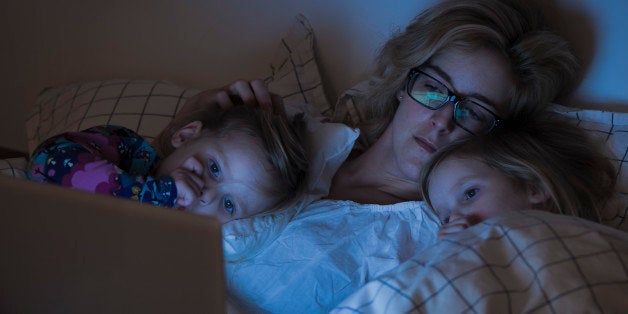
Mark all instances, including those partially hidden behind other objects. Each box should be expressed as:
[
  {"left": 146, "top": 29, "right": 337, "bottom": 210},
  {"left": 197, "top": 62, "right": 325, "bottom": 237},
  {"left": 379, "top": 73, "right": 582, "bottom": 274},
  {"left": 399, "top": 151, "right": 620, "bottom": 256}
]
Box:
[
  {"left": 420, "top": 111, "right": 617, "bottom": 223},
  {"left": 154, "top": 105, "right": 309, "bottom": 211}
]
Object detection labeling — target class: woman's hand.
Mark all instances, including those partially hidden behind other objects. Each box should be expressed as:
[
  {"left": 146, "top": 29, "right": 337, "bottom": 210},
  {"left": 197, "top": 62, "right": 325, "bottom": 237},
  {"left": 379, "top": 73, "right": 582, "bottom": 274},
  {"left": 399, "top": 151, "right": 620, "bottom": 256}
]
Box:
[
  {"left": 180, "top": 79, "right": 285, "bottom": 117},
  {"left": 225, "top": 79, "right": 274, "bottom": 110}
]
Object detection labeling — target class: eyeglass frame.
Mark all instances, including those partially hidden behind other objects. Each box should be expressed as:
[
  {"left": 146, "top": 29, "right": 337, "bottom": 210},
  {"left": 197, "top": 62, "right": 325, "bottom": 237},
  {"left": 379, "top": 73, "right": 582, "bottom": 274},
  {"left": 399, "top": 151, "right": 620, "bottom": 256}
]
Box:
[{"left": 405, "top": 68, "right": 502, "bottom": 135}]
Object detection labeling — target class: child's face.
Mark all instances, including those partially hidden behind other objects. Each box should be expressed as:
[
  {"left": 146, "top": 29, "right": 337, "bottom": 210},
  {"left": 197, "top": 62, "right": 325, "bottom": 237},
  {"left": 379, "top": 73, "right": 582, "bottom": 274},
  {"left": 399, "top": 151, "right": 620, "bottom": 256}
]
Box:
[
  {"left": 427, "top": 156, "right": 535, "bottom": 229},
  {"left": 157, "top": 130, "right": 279, "bottom": 224}
]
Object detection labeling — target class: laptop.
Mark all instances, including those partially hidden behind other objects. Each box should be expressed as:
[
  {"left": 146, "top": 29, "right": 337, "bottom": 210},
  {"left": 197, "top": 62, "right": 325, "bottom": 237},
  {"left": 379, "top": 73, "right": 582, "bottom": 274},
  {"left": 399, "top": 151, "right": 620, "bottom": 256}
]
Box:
[{"left": 0, "top": 175, "right": 225, "bottom": 313}]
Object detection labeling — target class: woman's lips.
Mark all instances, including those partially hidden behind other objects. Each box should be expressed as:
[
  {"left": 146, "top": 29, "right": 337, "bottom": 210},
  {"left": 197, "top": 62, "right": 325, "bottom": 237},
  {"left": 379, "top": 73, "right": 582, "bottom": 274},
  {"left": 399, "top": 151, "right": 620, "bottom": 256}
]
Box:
[{"left": 414, "top": 137, "right": 437, "bottom": 153}]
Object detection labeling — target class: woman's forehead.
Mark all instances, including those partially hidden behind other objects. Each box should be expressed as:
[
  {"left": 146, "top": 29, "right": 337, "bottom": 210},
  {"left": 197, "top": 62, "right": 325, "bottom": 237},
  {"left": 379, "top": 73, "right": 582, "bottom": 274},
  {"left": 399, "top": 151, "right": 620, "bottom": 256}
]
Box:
[{"left": 424, "top": 48, "right": 515, "bottom": 114}]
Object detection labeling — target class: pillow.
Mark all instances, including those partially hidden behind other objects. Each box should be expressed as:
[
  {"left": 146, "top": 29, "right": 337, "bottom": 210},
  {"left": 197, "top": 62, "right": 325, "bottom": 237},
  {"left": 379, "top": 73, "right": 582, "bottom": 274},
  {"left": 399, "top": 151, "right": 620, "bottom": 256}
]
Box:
[
  {"left": 266, "top": 13, "right": 331, "bottom": 115},
  {"left": 25, "top": 79, "right": 198, "bottom": 154},
  {"left": 0, "top": 157, "right": 28, "bottom": 178},
  {"left": 332, "top": 83, "right": 628, "bottom": 232},
  {"left": 332, "top": 210, "right": 628, "bottom": 313},
  {"left": 550, "top": 104, "right": 628, "bottom": 230}
]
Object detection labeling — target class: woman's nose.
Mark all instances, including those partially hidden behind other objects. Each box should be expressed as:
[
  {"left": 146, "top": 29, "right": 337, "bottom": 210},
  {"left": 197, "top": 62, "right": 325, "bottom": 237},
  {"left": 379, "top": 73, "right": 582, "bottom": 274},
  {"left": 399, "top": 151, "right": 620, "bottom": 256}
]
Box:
[{"left": 430, "top": 103, "right": 456, "bottom": 132}]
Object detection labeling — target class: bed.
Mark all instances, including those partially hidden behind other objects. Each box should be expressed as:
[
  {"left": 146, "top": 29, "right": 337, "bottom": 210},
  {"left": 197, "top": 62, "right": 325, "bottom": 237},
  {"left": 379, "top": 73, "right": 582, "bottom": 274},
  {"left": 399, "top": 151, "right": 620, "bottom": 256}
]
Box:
[{"left": 2, "top": 15, "right": 628, "bottom": 313}]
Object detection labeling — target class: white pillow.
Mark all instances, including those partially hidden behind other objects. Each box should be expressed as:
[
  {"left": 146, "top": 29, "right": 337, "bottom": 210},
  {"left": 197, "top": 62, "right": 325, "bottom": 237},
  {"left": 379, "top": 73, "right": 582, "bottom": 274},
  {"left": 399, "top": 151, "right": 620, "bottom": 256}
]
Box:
[
  {"left": 25, "top": 79, "right": 197, "bottom": 153},
  {"left": 266, "top": 14, "right": 331, "bottom": 115},
  {"left": 0, "top": 157, "right": 28, "bottom": 178}
]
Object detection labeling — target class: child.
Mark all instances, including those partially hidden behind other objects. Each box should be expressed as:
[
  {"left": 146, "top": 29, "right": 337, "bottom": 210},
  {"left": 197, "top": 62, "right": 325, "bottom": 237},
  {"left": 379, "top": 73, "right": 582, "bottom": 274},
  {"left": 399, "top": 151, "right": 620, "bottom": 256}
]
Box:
[
  {"left": 420, "top": 111, "right": 617, "bottom": 238},
  {"left": 28, "top": 105, "right": 309, "bottom": 224}
]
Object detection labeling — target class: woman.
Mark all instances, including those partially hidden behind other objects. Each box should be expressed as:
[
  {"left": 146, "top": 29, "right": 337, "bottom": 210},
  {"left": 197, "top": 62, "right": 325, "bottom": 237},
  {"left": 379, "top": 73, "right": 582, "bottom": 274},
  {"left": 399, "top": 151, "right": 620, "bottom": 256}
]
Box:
[{"left": 166, "top": 0, "right": 581, "bottom": 312}]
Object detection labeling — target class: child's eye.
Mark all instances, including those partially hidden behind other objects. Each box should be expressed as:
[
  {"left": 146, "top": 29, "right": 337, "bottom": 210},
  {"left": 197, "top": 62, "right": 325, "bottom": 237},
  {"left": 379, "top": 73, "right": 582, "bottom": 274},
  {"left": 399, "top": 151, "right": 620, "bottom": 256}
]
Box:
[
  {"left": 224, "top": 196, "right": 235, "bottom": 215},
  {"left": 464, "top": 188, "right": 478, "bottom": 200},
  {"left": 208, "top": 160, "right": 220, "bottom": 178}
]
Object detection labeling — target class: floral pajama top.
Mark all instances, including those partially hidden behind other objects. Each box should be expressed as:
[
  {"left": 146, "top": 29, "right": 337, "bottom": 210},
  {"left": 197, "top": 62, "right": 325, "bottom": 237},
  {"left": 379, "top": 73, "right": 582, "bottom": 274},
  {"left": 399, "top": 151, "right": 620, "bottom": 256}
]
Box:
[{"left": 27, "top": 125, "right": 177, "bottom": 207}]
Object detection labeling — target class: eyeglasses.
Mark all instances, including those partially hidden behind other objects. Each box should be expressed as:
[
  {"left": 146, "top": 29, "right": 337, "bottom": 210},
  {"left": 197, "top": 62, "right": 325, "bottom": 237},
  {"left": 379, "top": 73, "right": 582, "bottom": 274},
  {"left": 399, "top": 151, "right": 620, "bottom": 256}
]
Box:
[{"left": 405, "top": 68, "right": 501, "bottom": 135}]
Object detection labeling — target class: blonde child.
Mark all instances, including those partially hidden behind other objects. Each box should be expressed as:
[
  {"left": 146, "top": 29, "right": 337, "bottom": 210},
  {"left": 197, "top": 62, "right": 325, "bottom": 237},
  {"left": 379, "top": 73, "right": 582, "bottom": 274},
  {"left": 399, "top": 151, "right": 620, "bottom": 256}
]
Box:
[
  {"left": 28, "top": 104, "right": 308, "bottom": 224},
  {"left": 420, "top": 111, "right": 617, "bottom": 238}
]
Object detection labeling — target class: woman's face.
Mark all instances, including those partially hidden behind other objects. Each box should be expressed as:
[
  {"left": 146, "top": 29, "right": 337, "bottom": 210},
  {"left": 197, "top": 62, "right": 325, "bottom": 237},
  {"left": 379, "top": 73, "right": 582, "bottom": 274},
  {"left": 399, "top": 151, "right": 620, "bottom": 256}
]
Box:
[{"left": 382, "top": 47, "right": 515, "bottom": 182}]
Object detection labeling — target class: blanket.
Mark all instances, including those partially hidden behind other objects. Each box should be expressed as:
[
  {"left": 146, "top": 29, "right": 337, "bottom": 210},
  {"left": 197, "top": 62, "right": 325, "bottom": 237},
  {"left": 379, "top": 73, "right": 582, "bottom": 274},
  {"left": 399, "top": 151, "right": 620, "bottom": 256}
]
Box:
[{"left": 332, "top": 210, "right": 628, "bottom": 313}]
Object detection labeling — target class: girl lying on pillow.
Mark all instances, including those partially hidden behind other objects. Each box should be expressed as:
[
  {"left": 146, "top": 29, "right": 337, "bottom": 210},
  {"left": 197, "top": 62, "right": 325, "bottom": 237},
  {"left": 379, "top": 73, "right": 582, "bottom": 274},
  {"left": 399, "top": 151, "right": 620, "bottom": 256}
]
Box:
[
  {"left": 421, "top": 111, "right": 617, "bottom": 238},
  {"left": 27, "top": 101, "right": 308, "bottom": 224}
]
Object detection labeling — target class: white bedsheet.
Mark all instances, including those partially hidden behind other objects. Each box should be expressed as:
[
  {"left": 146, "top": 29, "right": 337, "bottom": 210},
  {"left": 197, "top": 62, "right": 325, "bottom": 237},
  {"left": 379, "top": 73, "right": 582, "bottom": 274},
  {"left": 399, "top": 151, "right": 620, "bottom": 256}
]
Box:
[{"left": 225, "top": 199, "right": 441, "bottom": 313}]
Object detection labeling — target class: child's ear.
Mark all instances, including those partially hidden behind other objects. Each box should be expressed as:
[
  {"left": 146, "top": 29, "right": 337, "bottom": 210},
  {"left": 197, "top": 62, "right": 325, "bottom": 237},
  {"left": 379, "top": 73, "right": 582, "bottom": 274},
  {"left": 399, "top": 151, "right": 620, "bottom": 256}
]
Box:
[
  {"left": 171, "top": 121, "right": 203, "bottom": 148},
  {"left": 526, "top": 183, "right": 551, "bottom": 206}
]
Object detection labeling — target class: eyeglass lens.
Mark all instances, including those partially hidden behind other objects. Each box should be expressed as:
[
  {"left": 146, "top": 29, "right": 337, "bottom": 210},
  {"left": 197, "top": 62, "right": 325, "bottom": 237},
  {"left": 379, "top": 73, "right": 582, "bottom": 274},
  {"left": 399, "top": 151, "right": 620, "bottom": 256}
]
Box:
[{"left": 407, "top": 70, "right": 498, "bottom": 134}]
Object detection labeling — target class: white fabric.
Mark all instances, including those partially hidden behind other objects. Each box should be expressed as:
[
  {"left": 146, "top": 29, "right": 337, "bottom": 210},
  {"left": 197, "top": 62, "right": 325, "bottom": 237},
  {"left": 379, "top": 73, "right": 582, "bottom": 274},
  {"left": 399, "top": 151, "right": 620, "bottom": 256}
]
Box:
[
  {"left": 226, "top": 199, "right": 441, "bottom": 313},
  {"left": 332, "top": 210, "right": 628, "bottom": 313},
  {"left": 284, "top": 101, "right": 359, "bottom": 203}
]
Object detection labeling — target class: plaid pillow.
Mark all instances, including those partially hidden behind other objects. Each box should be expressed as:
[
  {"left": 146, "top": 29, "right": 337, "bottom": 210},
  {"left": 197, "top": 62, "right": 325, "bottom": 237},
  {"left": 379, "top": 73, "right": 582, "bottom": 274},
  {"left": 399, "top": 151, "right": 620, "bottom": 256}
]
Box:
[
  {"left": 26, "top": 79, "right": 195, "bottom": 153},
  {"left": 0, "top": 157, "right": 28, "bottom": 178}
]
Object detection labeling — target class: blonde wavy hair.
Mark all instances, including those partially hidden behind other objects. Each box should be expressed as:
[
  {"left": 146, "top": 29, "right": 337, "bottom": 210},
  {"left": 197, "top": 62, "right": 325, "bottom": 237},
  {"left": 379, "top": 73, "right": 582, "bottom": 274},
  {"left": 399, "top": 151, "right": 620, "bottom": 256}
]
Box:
[
  {"left": 420, "top": 111, "right": 617, "bottom": 223},
  {"left": 360, "top": 0, "right": 581, "bottom": 145}
]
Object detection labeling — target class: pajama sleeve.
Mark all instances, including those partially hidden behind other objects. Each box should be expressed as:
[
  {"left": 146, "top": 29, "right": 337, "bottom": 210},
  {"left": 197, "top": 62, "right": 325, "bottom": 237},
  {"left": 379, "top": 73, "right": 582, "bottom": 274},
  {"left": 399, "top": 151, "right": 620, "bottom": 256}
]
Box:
[{"left": 27, "top": 125, "right": 177, "bottom": 207}]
